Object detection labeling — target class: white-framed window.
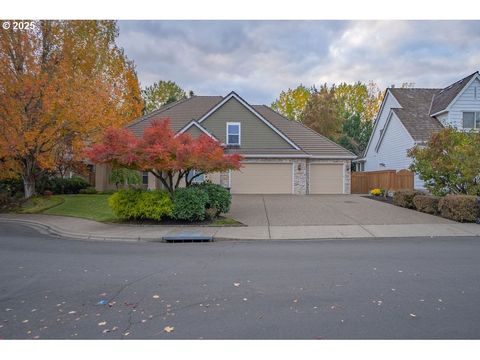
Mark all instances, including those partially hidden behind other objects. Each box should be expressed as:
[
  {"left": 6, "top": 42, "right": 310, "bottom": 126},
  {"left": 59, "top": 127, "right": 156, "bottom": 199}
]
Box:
[
  {"left": 187, "top": 170, "right": 204, "bottom": 184},
  {"left": 462, "top": 112, "right": 480, "bottom": 129},
  {"left": 226, "top": 122, "right": 241, "bottom": 145}
]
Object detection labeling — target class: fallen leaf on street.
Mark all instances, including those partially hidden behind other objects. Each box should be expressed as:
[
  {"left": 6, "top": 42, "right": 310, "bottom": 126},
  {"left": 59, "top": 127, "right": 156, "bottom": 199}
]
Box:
[{"left": 164, "top": 326, "right": 174, "bottom": 333}]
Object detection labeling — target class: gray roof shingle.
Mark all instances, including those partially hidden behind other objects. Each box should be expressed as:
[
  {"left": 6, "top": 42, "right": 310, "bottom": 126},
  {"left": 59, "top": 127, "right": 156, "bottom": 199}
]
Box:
[
  {"left": 126, "top": 95, "right": 355, "bottom": 158},
  {"left": 388, "top": 88, "right": 444, "bottom": 142},
  {"left": 429, "top": 72, "right": 479, "bottom": 115}
]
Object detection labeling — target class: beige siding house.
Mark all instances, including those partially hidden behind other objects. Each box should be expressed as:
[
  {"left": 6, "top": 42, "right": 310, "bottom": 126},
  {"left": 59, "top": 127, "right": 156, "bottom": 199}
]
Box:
[{"left": 95, "top": 92, "right": 356, "bottom": 194}]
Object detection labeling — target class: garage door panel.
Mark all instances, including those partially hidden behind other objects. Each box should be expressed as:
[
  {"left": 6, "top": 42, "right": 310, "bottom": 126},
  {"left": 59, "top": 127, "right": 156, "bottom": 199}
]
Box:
[
  {"left": 231, "top": 163, "right": 292, "bottom": 194},
  {"left": 309, "top": 164, "right": 344, "bottom": 194}
]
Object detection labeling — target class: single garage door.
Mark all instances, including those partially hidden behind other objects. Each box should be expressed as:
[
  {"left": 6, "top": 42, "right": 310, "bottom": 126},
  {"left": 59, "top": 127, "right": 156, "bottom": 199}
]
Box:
[
  {"left": 309, "top": 164, "right": 344, "bottom": 194},
  {"left": 230, "top": 163, "right": 292, "bottom": 194}
]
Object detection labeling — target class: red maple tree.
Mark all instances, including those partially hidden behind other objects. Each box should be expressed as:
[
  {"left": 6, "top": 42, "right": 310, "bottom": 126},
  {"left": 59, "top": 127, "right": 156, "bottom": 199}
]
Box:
[{"left": 86, "top": 119, "right": 243, "bottom": 194}]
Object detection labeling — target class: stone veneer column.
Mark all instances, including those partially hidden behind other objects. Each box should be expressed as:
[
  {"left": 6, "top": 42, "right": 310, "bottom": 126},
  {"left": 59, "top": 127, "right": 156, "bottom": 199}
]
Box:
[
  {"left": 293, "top": 159, "right": 307, "bottom": 194},
  {"left": 220, "top": 171, "right": 230, "bottom": 188}
]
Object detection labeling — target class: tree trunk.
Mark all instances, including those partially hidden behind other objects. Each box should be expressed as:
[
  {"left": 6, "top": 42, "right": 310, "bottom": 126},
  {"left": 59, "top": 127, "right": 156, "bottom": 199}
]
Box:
[
  {"left": 22, "top": 174, "right": 36, "bottom": 198},
  {"left": 22, "top": 157, "right": 37, "bottom": 199}
]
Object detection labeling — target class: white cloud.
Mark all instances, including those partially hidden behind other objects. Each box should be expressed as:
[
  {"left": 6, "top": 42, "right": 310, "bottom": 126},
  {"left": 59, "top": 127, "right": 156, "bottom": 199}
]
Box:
[{"left": 117, "top": 20, "right": 480, "bottom": 104}]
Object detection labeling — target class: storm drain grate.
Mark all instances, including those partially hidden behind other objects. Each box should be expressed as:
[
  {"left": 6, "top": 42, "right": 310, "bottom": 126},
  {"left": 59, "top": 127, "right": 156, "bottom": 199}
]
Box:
[{"left": 162, "top": 234, "right": 213, "bottom": 243}]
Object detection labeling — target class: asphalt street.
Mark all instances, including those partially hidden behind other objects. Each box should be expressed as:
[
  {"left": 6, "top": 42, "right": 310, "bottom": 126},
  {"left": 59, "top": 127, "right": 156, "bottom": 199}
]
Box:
[{"left": 1, "top": 222, "right": 480, "bottom": 339}]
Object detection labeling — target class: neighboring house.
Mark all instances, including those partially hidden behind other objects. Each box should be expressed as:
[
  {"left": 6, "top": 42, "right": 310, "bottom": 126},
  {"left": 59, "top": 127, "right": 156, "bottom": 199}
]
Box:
[
  {"left": 95, "top": 92, "right": 356, "bottom": 194},
  {"left": 358, "top": 71, "right": 480, "bottom": 189}
]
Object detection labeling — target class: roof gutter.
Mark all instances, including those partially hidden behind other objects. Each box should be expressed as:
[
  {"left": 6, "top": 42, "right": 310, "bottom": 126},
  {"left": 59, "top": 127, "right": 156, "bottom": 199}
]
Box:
[{"left": 241, "top": 154, "right": 357, "bottom": 160}]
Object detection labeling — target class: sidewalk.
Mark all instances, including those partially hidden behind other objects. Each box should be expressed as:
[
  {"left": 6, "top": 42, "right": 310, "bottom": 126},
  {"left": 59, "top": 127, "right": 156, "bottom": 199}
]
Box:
[{"left": 1, "top": 213, "right": 479, "bottom": 242}]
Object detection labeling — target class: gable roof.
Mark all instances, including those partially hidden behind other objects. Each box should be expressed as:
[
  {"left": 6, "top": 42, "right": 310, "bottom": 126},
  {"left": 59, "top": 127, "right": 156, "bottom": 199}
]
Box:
[
  {"left": 429, "top": 71, "right": 479, "bottom": 115},
  {"left": 178, "top": 120, "right": 218, "bottom": 140},
  {"left": 389, "top": 88, "right": 444, "bottom": 142},
  {"left": 126, "top": 93, "right": 356, "bottom": 159}
]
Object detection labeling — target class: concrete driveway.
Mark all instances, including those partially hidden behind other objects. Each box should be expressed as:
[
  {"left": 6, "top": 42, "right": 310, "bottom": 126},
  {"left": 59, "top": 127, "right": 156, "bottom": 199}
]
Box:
[{"left": 227, "top": 194, "right": 455, "bottom": 226}]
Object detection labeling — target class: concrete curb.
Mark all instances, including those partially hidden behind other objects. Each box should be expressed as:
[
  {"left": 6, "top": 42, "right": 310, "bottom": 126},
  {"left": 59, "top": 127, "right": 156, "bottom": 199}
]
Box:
[{"left": 1, "top": 216, "right": 479, "bottom": 243}]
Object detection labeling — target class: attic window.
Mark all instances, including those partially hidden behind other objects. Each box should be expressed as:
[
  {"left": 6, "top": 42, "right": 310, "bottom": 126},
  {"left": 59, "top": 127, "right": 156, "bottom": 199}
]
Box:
[{"left": 226, "top": 122, "right": 241, "bottom": 145}]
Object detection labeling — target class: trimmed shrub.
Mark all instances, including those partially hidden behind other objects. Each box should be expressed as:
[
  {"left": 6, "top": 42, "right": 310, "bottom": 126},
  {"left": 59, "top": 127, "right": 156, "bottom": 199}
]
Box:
[
  {"left": 108, "top": 189, "right": 173, "bottom": 221},
  {"left": 393, "top": 190, "right": 422, "bottom": 209},
  {"left": 0, "top": 178, "right": 23, "bottom": 197},
  {"left": 193, "top": 183, "right": 231, "bottom": 217},
  {"left": 438, "top": 195, "right": 479, "bottom": 223},
  {"left": 413, "top": 195, "right": 441, "bottom": 215},
  {"left": 172, "top": 187, "right": 208, "bottom": 221},
  {"left": 79, "top": 186, "right": 98, "bottom": 194},
  {"left": 370, "top": 188, "right": 382, "bottom": 196}
]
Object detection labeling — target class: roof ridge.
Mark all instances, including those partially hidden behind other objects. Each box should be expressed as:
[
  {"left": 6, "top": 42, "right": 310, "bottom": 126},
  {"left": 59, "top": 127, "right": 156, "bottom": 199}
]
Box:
[{"left": 438, "top": 71, "right": 479, "bottom": 94}]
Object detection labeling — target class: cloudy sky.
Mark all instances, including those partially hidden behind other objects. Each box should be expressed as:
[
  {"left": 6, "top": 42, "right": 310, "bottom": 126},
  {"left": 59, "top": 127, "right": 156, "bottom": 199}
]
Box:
[{"left": 117, "top": 20, "right": 480, "bottom": 104}]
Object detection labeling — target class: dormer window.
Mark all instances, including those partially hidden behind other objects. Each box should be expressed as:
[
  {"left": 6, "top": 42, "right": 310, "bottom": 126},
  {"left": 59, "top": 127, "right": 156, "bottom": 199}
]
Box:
[
  {"left": 226, "top": 122, "right": 241, "bottom": 145},
  {"left": 463, "top": 112, "right": 480, "bottom": 129}
]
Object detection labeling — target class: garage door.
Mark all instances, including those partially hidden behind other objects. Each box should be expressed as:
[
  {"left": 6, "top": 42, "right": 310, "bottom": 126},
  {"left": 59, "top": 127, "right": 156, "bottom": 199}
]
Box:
[
  {"left": 309, "top": 164, "right": 344, "bottom": 194},
  {"left": 230, "top": 163, "right": 292, "bottom": 194}
]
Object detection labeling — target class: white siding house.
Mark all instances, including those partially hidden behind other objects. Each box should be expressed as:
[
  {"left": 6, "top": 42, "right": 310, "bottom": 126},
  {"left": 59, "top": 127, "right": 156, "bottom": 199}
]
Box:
[{"left": 359, "top": 71, "right": 480, "bottom": 190}]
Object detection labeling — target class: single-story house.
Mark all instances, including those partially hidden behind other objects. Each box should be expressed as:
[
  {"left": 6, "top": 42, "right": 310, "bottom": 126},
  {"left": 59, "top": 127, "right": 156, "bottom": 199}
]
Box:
[
  {"left": 95, "top": 91, "right": 356, "bottom": 194},
  {"left": 357, "top": 71, "right": 480, "bottom": 189}
]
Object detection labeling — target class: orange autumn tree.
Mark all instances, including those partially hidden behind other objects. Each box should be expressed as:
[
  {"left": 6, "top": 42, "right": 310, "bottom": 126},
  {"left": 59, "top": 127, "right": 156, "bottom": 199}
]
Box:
[
  {"left": 86, "top": 119, "right": 243, "bottom": 195},
  {"left": 0, "top": 21, "right": 143, "bottom": 198}
]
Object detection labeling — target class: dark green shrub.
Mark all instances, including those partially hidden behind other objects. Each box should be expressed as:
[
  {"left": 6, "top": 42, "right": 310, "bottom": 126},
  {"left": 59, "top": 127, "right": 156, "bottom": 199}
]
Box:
[
  {"left": 60, "top": 177, "right": 90, "bottom": 194},
  {"left": 393, "top": 190, "right": 423, "bottom": 209},
  {"left": 172, "top": 187, "right": 208, "bottom": 221},
  {"left": 193, "top": 183, "right": 231, "bottom": 217},
  {"left": 79, "top": 186, "right": 98, "bottom": 194},
  {"left": 0, "top": 178, "right": 23, "bottom": 197},
  {"left": 108, "top": 189, "right": 172, "bottom": 220},
  {"left": 413, "top": 195, "right": 441, "bottom": 215},
  {"left": 438, "top": 195, "right": 479, "bottom": 222}
]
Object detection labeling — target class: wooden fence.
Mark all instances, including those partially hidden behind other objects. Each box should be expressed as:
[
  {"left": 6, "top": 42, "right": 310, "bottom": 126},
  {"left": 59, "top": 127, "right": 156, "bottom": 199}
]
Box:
[{"left": 351, "top": 169, "right": 414, "bottom": 194}]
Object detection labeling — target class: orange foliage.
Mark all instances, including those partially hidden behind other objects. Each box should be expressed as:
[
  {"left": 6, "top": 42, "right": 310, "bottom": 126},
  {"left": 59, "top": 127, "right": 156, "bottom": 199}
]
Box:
[{"left": 0, "top": 21, "right": 143, "bottom": 196}]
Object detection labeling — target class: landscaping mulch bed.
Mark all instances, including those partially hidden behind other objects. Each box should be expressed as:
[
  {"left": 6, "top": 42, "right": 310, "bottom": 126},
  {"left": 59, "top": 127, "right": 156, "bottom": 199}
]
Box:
[
  {"left": 110, "top": 216, "right": 245, "bottom": 227},
  {"left": 362, "top": 195, "right": 394, "bottom": 205}
]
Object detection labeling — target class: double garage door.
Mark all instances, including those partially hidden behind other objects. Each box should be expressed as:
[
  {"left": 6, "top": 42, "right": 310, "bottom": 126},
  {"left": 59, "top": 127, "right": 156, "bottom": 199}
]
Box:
[{"left": 228, "top": 162, "right": 344, "bottom": 194}]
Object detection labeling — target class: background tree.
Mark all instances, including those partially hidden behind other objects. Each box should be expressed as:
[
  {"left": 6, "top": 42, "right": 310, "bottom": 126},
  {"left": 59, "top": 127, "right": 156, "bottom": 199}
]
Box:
[
  {"left": 0, "top": 20, "right": 143, "bottom": 198},
  {"left": 271, "top": 85, "right": 312, "bottom": 121},
  {"left": 408, "top": 128, "right": 480, "bottom": 196},
  {"left": 86, "top": 119, "right": 243, "bottom": 195},
  {"left": 141, "top": 80, "right": 187, "bottom": 114},
  {"left": 300, "top": 84, "right": 342, "bottom": 140},
  {"left": 338, "top": 113, "right": 373, "bottom": 156},
  {"left": 109, "top": 168, "right": 141, "bottom": 190}
]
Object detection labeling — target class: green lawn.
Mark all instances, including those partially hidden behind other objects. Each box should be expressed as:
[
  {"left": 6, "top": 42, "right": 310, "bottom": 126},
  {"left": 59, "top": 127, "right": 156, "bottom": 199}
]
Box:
[
  {"left": 17, "top": 193, "right": 241, "bottom": 225},
  {"left": 43, "top": 194, "right": 118, "bottom": 222},
  {"left": 19, "top": 196, "right": 65, "bottom": 214}
]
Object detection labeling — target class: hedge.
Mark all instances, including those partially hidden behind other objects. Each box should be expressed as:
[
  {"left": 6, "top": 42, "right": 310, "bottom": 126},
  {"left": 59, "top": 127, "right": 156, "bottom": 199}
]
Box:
[
  {"left": 108, "top": 189, "right": 173, "bottom": 221},
  {"left": 413, "top": 195, "right": 441, "bottom": 215},
  {"left": 193, "top": 183, "right": 231, "bottom": 217},
  {"left": 438, "top": 195, "right": 479, "bottom": 223},
  {"left": 393, "top": 190, "right": 423, "bottom": 209},
  {"left": 172, "top": 187, "right": 209, "bottom": 221}
]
